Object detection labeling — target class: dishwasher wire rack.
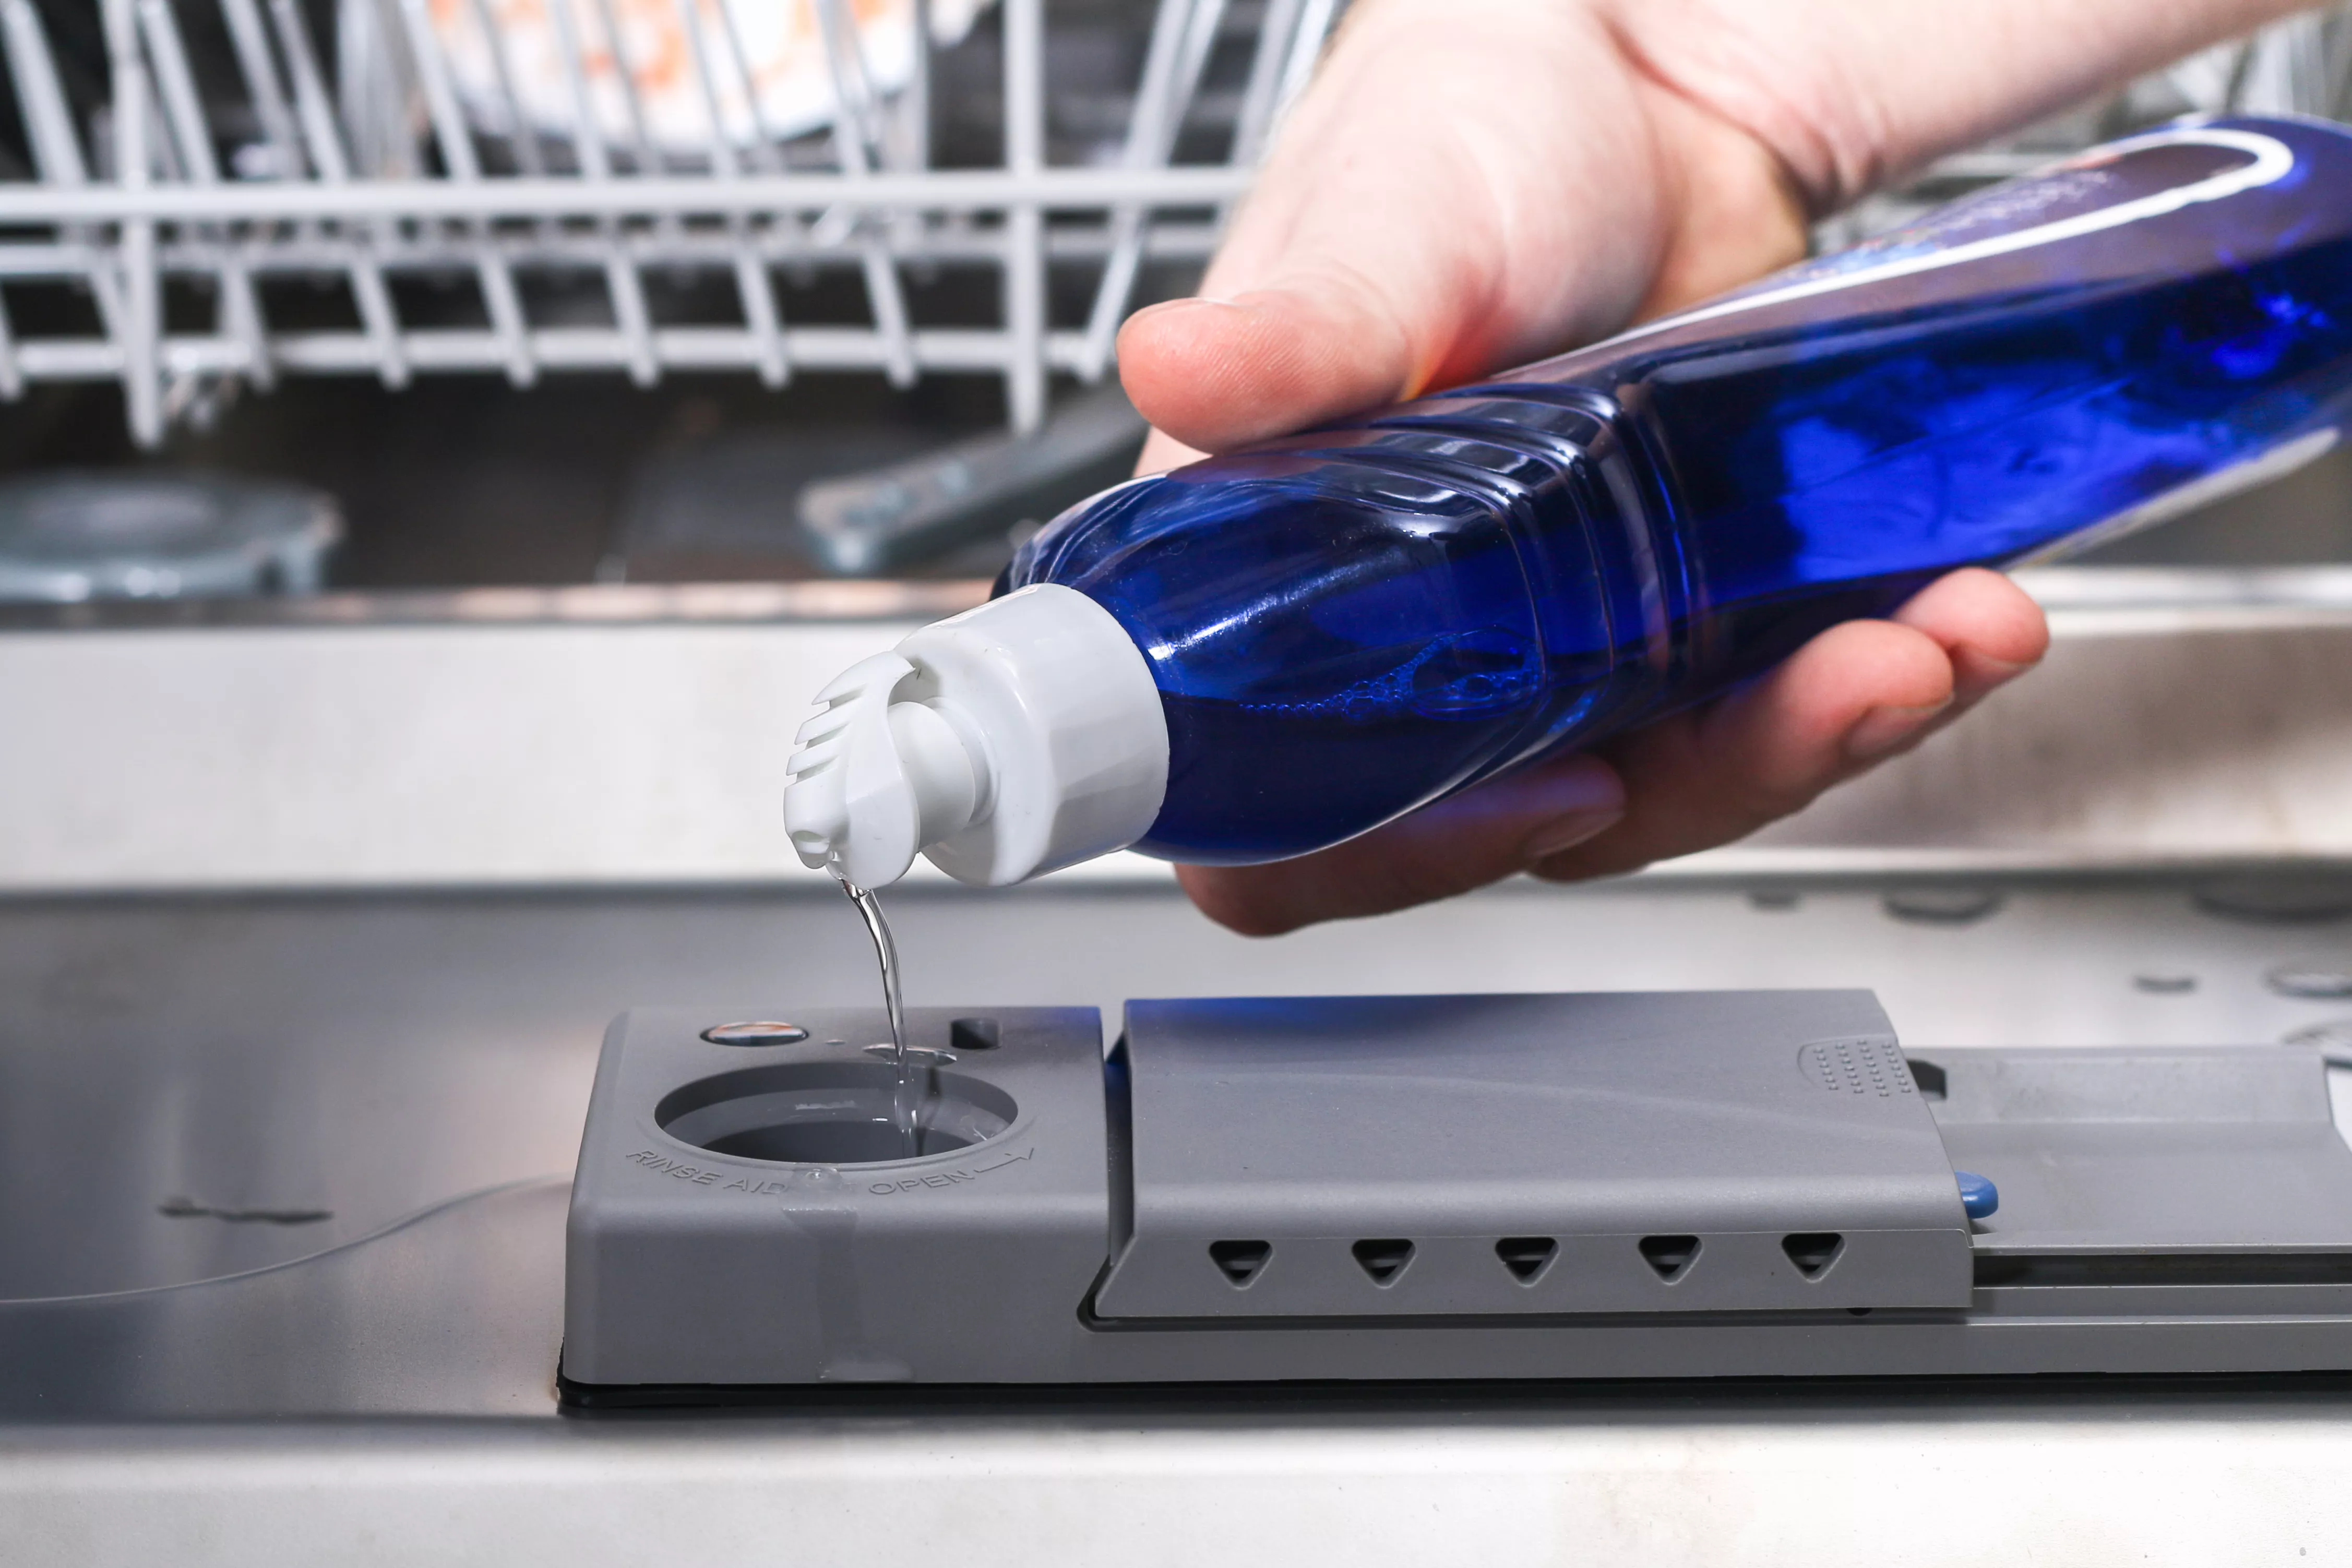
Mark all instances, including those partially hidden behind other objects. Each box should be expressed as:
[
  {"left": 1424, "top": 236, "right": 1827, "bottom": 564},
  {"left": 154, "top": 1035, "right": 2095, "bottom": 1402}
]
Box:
[
  {"left": 0, "top": 0, "right": 1335, "bottom": 444},
  {"left": 0, "top": 0, "right": 2343, "bottom": 448}
]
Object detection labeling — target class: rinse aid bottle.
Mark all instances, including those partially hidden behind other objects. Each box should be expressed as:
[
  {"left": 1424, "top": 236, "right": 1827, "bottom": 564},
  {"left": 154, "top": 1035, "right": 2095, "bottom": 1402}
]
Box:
[{"left": 784, "top": 114, "right": 2352, "bottom": 889}]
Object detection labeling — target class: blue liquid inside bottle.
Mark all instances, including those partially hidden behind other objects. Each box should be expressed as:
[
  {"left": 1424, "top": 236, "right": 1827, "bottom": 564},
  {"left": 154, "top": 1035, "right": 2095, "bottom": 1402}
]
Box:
[{"left": 1006, "top": 116, "right": 2352, "bottom": 866}]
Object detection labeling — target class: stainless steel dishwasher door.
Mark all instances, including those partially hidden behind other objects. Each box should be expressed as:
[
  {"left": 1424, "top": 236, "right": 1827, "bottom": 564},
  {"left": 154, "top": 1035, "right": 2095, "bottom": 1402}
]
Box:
[
  {"left": 6, "top": 578, "right": 2352, "bottom": 1565},
  {"left": 5, "top": 874, "right": 2352, "bottom": 1402}
]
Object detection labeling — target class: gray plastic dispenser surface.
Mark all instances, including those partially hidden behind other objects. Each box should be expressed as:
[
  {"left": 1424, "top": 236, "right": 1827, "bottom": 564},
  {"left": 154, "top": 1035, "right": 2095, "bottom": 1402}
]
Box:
[
  {"left": 563, "top": 991, "right": 2352, "bottom": 1397},
  {"left": 1096, "top": 991, "right": 1968, "bottom": 1319},
  {"left": 566, "top": 1006, "right": 1108, "bottom": 1386}
]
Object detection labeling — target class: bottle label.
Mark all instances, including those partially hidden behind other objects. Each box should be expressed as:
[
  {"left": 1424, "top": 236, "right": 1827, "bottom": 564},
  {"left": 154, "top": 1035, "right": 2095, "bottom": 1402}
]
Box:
[{"left": 1607, "top": 123, "right": 2298, "bottom": 353}]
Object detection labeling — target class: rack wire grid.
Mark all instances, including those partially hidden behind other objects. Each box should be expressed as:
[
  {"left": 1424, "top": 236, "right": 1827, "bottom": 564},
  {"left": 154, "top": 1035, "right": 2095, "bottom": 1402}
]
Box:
[
  {"left": 0, "top": 1, "right": 2342, "bottom": 448},
  {"left": 0, "top": 0, "right": 1336, "bottom": 445}
]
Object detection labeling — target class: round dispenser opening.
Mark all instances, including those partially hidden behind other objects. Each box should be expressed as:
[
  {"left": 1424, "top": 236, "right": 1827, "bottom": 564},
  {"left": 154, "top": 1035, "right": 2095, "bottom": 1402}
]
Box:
[{"left": 655, "top": 1061, "right": 1017, "bottom": 1165}]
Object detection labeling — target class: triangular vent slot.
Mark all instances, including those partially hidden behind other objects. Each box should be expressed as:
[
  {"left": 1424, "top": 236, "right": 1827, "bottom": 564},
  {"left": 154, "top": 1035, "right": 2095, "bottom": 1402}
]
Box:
[
  {"left": 1639, "top": 1234, "right": 1700, "bottom": 1282},
  {"left": 1782, "top": 1232, "right": 1844, "bottom": 1279},
  {"left": 1495, "top": 1236, "right": 1557, "bottom": 1284},
  {"left": 1208, "top": 1239, "right": 1271, "bottom": 1287},
  {"left": 1351, "top": 1238, "right": 1415, "bottom": 1286}
]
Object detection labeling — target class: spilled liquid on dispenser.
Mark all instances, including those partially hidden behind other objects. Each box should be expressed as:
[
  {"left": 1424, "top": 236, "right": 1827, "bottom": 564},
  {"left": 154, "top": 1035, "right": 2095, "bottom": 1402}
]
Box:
[{"left": 833, "top": 870, "right": 921, "bottom": 1157}]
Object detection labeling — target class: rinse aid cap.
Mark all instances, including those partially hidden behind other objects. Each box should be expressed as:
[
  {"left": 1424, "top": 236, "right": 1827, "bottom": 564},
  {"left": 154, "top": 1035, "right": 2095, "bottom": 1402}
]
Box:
[{"left": 783, "top": 582, "right": 1172, "bottom": 888}]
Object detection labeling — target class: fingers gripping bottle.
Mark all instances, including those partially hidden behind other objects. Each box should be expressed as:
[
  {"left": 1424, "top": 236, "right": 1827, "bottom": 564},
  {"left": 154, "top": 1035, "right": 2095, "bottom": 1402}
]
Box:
[{"left": 787, "top": 115, "right": 2352, "bottom": 888}]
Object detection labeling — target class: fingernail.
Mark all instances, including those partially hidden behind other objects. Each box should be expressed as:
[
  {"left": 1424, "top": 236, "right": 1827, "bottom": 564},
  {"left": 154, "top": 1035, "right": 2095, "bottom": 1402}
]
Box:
[
  {"left": 1523, "top": 804, "right": 1624, "bottom": 861},
  {"left": 1844, "top": 696, "right": 1953, "bottom": 762},
  {"left": 1131, "top": 295, "right": 1240, "bottom": 320}
]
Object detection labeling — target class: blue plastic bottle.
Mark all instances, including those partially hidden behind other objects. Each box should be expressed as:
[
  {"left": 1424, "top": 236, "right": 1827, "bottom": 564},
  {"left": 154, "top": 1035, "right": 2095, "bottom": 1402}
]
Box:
[{"left": 789, "top": 116, "right": 2352, "bottom": 888}]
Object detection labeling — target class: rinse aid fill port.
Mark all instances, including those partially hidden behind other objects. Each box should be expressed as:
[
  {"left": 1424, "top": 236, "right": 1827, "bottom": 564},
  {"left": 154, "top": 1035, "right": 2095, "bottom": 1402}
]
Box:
[
  {"left": 563, "top": 1006, "right": 1114, "bottom": 1389},
  {"left": 560, "top": 992, "right": 2352, "bottom": 1401}
]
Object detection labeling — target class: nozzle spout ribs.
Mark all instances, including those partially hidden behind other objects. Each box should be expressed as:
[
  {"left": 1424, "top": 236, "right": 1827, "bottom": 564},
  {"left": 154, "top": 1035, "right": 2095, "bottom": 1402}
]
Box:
[
  {"left": 784, "top": 651, "right": 984, "bottom": 888},
  {"left": 781, "top": 584, "right": 1173, "bottom": 890}
]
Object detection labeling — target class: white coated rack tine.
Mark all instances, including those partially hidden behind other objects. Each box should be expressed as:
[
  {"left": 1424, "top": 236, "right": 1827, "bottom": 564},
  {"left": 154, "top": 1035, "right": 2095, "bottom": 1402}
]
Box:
[
  {"left": 886, "top": 0, "right": 932, "bottom": 258},
  {"left": 590, "top": 0, "right": 690, "bottom": 316},
  {"left": 2, "top": 0, "right": 89, "bottom": 183},
  {"left": 265, "top": 0, "right": 348, "bottom": 179},
  {"left": 808, "top": 10, "right": 888, "bottom": 243},
  {"left": 665, "top": 4, "right": 734, "bottom": 184},
  {"left": 546, "top": 0, "right": 649, "bottom": 378},
  {"left": 710, "top": 0, "right": 782, "bottom": 172},
  {"left": 464, "top": 0, "right": 545, "bottom": 176},
  {"left": 463, "top": 0, "right": 563, "bottom": 261},
  {"left": 330, "top": 265, "right": 407, "bottom": 395},
  {"left": 904, "top": 0, "right": 933, "bottom": 171},
  {"left": 268, "top": 0, "right": 409, "bottom": 386},
  {"left": 396, "top": 0, "right": 537, "bottom": 386},
  {"left": 813, "top": 0, "right": 916, "bottom": 389},
  {"left": 588, "top": 0, "right": 660, "bottom": 176},
  {"left": 0, "top": 282, "right": 21, "bottom": 400},
  {"left": 860, "top": 237, "right": 917, "bottom": 387},
  {"left": 671, "top": 0, "right": 783, "bottom": 385},
  {"left": 710, "top": 0, "right": 798, "bottom": 373},
  {"left": 140, "top": 75, "right": 185, "bottom": 182},
  {"left": 548, "top": 0, "right": 656, "bottom": 385},
  {"left": 812, "top": 0, "right": 886, "bottom": 165},
  {"left": 1272, "top": 0, "right": 1336, "bottom": 128},
  {"left": 733, "top": 246, "right": 787, "bottom": 385},
  {"left": 601, "top": 239, "right": 657, "bottom": 388},
  {"left": 0, "top": 0, "right": 27, "bottom": 398},
  {"left": 139, "top": 0, "right": 276, "bottom": 391},
  {"left": 0, "top": 165, "right": 1251, "bottom": 223},
  {"left": 1074, "top": 0, "right": 1193, "bottom": 379},
  {"left": 137, "top": 8, "right": 217, "bottom": 172},
  {"left": 217, "top": 0, "right": 307, "bottom": 181},
  {"left": 1001, "top": 0, "right": 1045, "bottom": 431},
  {"left": 103, "top": 0, "right": 163, "bottom": 447},
  {"left": 1169, "top": 0, "right": 1228, "bottom": 134},
  {"left": 1078, "top": 0, "right": 1224, "bottom": 384},
  {"left": 396, "top": 0, "right": 482, "bottom": 182},
  {"left": 546, "top": 0, "right": 610, "bottom": 179},
  {"left": 1, "top": 0, "right": 130, "bottom": 333},
  {"left": 1231, "top": 0, "right": 1305, "bottom": 165},
  {"left": 0, "top": 0, "right": 130, "bottom": 362}
]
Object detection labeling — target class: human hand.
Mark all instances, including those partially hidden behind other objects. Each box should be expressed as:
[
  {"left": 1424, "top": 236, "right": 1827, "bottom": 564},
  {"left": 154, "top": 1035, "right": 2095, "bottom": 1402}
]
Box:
[{"left": 1114, "top": 0, "right": 2289, "bottom": 934}]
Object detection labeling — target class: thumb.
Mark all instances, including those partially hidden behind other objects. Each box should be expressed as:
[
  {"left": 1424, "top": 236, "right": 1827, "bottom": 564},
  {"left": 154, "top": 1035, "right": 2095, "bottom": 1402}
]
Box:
[
  {"left": 1117, "top": 280, "right": 1423, "bottom": 456},
  {"left": 1114, "top": 0, "right": 1671, "bottom": 455}
]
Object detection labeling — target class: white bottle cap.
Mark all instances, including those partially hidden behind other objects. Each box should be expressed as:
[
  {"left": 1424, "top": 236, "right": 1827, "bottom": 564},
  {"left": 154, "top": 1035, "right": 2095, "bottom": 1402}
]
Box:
[{"left": 783, "top": 583, "right": 1170, "bottom": 888}]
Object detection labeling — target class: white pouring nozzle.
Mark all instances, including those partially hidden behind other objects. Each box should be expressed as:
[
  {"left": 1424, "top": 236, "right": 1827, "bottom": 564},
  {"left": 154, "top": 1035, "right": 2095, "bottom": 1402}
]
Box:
[{"left": 782, "top": 583, "right": 1171, "bottom": 889}]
